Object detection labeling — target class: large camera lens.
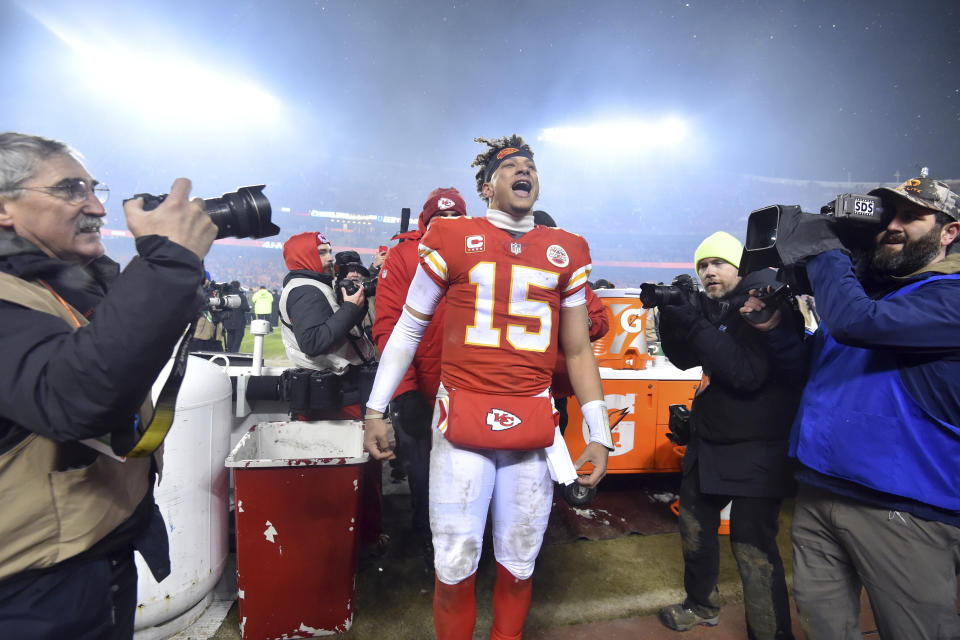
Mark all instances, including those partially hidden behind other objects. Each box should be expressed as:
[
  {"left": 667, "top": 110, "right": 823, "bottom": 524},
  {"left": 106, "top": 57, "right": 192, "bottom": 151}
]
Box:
[
  {"left": 638, "top": 283, "right": 684, "bottom": 308},
  {"left": 130, "top": 185, "right": 280, "bottom": 240},
  {"left": 204, "top": 185, "right": 279, "bottom": 240}
]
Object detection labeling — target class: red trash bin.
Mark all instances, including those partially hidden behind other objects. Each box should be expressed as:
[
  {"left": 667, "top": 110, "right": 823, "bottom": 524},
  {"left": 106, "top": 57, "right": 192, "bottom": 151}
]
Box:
[{"left": 226, "top": 420, "right": 368, "bottom": 639}]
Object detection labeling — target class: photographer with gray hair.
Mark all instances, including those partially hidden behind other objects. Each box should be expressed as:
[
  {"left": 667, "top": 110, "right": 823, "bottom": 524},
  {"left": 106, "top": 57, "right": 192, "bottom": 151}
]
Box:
[{"left": 0, "top": 132, "right": 216, "bottom": 638}]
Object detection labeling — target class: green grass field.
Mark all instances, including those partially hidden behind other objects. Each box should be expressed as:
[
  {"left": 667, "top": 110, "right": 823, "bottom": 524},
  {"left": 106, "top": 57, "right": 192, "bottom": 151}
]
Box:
[{"left": 238, "top": 327, "right": 290, "bottom": 362}]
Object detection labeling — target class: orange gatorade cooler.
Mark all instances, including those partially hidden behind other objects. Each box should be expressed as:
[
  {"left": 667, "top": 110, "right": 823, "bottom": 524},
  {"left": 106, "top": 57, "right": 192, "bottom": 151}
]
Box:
[
  {"left": 226, "top": 420, "right": 367, "bottom": 639},
  {"left": 566, "top": 289, "right": 701, "bottom": 474}
]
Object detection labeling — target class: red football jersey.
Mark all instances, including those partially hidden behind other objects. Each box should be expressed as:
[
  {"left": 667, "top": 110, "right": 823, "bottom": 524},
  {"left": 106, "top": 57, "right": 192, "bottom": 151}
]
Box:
[{"left": 419, "top": 216, "right": 592, "bottom": 396}]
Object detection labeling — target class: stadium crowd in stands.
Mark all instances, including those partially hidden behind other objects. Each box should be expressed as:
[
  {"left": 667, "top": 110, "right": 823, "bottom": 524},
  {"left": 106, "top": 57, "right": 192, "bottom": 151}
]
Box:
[{"left": 98, "top": 174, "right": 959, "bottom": 293}]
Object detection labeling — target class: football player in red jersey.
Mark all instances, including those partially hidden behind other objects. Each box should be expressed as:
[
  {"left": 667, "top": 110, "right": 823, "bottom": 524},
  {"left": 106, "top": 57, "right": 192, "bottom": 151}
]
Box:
[{"left": 364, "top": 135, "right": 613, "bottom": 640}]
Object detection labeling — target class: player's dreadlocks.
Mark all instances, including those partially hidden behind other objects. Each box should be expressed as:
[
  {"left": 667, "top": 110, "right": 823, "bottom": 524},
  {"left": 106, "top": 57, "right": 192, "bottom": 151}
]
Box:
[{"left": 470, "top": 135, "right": 534, "bottom": 201}]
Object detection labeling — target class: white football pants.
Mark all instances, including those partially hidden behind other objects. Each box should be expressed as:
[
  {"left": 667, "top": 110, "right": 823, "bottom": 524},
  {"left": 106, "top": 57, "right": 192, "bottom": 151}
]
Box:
[{"left": 428, "top": 427, "right": 553, "bottom": 585}]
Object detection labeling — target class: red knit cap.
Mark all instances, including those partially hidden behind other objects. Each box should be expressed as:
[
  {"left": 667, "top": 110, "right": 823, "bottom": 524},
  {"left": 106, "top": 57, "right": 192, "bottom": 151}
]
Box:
[
  {"left": 418, "top": 187, "right": 467, "bottom": 233},
  {"left": 283, "top": 231, "right": 330, "bottom": 271}
]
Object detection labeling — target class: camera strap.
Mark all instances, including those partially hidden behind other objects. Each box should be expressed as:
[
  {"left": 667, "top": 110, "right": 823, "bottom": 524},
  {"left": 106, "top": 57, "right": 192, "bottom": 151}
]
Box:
[
  {"left": 345, "top": 331, "right": 375, "bottom": 365},
  {"left": 112, "top": 321, "right": 194, "bottom": 457}
]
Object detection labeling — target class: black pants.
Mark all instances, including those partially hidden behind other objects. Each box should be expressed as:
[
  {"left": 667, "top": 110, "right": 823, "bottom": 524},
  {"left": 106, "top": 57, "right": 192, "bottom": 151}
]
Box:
[
  {"left": 678, "top": 465, "right": 793, "bottom": 640},
  {"left": 0, "top": 549, "right": 138, "bottom": 640},
  {"left": 390, "top": 391, "right": 433, "bottom": 540},
  {"left": 225, "top": 328, "right": 245, "bottom": 353}
]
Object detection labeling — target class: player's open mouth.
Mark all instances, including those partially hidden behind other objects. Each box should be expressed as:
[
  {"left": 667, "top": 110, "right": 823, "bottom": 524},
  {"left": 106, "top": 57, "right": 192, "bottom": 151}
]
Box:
[{"left": 512, "top": 180, "right": 532, "bottom": 197}]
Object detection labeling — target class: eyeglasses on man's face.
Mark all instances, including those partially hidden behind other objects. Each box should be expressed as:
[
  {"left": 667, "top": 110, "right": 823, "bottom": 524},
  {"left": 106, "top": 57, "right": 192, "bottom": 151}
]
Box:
[{"left": 1, "top": 178, "right": 110, "bottom": 204}]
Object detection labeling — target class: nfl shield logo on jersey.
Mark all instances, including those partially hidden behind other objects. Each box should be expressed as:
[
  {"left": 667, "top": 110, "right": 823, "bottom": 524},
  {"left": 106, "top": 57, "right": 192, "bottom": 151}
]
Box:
[{"left": 510, "top": 242, "right": 522, "bottom": 255}]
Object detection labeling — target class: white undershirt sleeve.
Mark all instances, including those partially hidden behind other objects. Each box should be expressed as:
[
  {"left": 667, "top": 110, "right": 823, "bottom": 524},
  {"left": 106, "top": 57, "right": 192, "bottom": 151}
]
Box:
[
  {"left": 404, "top": 265, "right": 445, "bottom": 316},
  {"left": 561, "top": 286, "right": 586, "bottom": 308},
  {"left": 366, "top": 265, "right": 444, "bottom": 413}
]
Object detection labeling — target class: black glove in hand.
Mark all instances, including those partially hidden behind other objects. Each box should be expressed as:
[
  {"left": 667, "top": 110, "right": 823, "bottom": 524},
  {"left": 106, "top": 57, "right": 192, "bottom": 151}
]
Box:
[
  {"left": 659, "top": 296, "right": 701, "bottom": 330},
  {"left": 774, "top": 211, "right": 847, "bottom": 267}
]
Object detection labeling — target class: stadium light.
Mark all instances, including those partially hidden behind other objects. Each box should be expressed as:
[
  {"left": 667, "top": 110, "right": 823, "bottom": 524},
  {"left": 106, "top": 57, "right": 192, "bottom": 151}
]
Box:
[
  {"left": 539, "top": 117, "right": 689, "bottom": 152},
  {"left": 31, "top": 12, "right": 286, "bottom": 132}
]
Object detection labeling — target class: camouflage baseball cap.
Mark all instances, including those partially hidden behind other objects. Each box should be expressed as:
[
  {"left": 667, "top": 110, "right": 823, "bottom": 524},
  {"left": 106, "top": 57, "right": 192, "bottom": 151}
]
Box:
[{"left": 869, "top": 177, "right": 960, "bottom": 221}]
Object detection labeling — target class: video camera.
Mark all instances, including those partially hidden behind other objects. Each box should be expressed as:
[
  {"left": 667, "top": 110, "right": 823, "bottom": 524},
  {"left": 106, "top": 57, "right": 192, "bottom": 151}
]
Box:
[
  {"left": 739, "top": 193, "right": 886, "bottom": 275},
  {"left": 129, "top": 185, "right": 280, "bottom": 240}
]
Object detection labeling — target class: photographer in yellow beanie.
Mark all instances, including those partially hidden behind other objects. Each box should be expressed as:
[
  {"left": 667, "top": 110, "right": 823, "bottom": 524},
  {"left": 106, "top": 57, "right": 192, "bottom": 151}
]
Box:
[{"left": 655, "top": 230, "right": 804, "bottom": 638}]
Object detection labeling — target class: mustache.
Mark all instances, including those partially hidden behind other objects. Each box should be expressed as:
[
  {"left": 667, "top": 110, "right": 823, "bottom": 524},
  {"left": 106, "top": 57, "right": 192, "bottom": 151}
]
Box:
[
  {"left": 76, "top": 214, "right": 104, "bottom": 233},
  {"left": 880, "top": 231, "right": 906, "bottom": 244}
]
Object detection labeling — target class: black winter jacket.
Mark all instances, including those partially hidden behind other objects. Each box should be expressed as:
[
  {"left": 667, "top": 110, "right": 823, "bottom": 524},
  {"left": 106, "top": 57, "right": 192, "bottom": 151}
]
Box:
[
  {"left": 0, "top": 230, "right": 205, "bottom": 580},
  {"left": 282, "top": 269, "right": 366, "bottom": 357},
  {"left": 660, "top": 275, "right": 804, "bottom": 498}
]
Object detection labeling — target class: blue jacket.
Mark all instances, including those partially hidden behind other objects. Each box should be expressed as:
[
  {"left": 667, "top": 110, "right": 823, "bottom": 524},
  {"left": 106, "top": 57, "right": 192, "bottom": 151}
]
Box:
[{"left": 789, "top": 249, "right": 960, "bottom": 524}]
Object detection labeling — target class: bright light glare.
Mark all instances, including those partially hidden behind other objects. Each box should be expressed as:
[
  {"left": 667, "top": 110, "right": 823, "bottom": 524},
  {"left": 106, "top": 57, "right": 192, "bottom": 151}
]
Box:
[
  {"left": 539, "top": 117, "right": 689, "bottom": 151},
  {"left": 37, "top": 17, "right": 285, "bottom": 131}
]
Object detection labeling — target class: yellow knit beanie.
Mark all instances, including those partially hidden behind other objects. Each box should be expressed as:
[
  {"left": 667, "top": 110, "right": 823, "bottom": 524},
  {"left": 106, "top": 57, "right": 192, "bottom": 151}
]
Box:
[{"left": 694, "top": 231, "right": 743, "bottom": 268}]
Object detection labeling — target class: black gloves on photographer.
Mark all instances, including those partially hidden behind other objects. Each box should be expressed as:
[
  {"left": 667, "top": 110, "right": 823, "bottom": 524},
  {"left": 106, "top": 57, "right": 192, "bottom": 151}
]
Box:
[{"left": 659, "top": 274, "right": 706, "bottom": 331}]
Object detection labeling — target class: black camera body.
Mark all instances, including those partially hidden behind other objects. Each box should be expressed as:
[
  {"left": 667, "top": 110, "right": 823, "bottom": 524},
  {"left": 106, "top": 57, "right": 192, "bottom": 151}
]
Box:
[
  {"left": 741, "top": 193, "right": 885, "bottom": 274},
  {"left": 337, "top": 272, "right": 377, "bottom": 300},
  {"left": 667, "top": 404, "right": 692, "bottom": 446},
  {"left": 130, "top": 185, "right": 280, "bottom": 240},
  {"left": 638, "top": 274, "right": 699, "bottom": 308}
]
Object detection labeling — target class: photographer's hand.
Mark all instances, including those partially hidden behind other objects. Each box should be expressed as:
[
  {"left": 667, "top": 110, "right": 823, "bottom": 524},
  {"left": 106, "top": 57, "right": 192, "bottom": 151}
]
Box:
[
  {"left": 124, "top": 178, "right": 217, "bottom": 260},
  {"left": 659, "top": 295, "right": 701, "bottom": 330},
  {"left": 341, "top": 285, "right": 366, "bottom": 308},
  {"left": 740, "top": 288, "right": 782, "bottom": 331}
]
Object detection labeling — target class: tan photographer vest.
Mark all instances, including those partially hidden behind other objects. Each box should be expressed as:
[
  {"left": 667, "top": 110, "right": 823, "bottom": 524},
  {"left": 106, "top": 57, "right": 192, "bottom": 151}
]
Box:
[
  {"left": 278, "top": 277, "right": 378, "bottom": 373},
  {"left": 0, "top": 272, "right": 154, "bottom": 581}
]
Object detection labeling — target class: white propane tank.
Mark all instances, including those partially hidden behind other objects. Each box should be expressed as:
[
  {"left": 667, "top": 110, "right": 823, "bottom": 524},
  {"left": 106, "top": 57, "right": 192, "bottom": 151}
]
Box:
[{"left": 133, "top": 355, "right": 233, "bottom": 639}]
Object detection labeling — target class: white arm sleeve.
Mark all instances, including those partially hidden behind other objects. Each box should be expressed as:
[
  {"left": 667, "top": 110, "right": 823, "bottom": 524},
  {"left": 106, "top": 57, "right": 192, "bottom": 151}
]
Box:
[
  {"left": 366, "top": 266, "right": 444, "bottom": 413},
  {"left": 580, "top": 400, "right": 614, "bottom": 450},
  {"left": 404, "top": 264, "right": 445, "bottom": 316},
  {"left": 366, "top": 307, "right": 430, "bottom": 412}
]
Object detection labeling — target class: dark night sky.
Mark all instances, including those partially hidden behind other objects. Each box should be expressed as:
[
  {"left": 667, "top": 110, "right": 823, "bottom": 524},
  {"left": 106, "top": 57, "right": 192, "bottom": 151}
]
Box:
[{"left": 2, "top": 0, "right": 958, "bottom": 252}]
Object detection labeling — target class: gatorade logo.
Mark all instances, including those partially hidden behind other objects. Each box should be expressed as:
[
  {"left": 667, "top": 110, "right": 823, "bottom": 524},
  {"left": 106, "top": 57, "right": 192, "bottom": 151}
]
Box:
[{"left": 620, "top": 308, "right": 646, "bottom": 333}]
